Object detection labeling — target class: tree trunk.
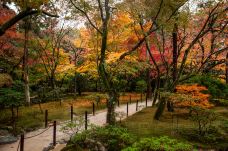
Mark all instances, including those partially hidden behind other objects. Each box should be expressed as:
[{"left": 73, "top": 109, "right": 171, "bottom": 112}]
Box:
[
  {"left": 95, "top": 80, "right": 98, "bottom": 92},
  {"left": 172, "top": 23, "right": 178, "bottom": 84},
  {"left": 98, "top": 8, "right": 117, "bottom": 124},
  {"left": 74, "top": 51, "right": 77, "bottom": 94},
  {"left": 154, "top": 97, "right": 166, "bottom": 120},
  {"left": 11, "top": 105, "right": 14, "bottom": 122},
  {"left": 74, "top": 72, "right": 77, "bottom": 94},
  {"left": 50, "top": 70, "right": 56, "bottom": 90},
  {"left": 164, "top": 22, "right": 178, "bottom": 112},
  {"left": 23, "top": 17, "right": 30, "bottom": 106},
  {"left": 152, "top": 76, "right": 160, "bottom": 106},
  {"left": 226, "top": 52, "right": 228, "bottom": 84},
  {"left": 78, "top": 86, "right": 82, "bottom": 96},
  {"left": 146, "top": 69, "right": 152, "bottom": 99},
  {"left": 167, "top": 101, "right": 174, "bottom": 112},
  {"left": 106, "top": 92, "right": 118, "bottom": 125}
]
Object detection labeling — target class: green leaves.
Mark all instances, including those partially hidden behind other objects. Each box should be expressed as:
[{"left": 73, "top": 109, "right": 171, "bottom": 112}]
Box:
[
  {"left": 0, "top": 80, "right": 24, "bottom": 107},
  {"left": 70, "top": 126, "right": 136, "bottom": 151},
  {"left": 123, "top": 136, "right": 192, "bottom": 151},
  {"left": 186, "top": 74, "right": 228, "bottom": 99}
]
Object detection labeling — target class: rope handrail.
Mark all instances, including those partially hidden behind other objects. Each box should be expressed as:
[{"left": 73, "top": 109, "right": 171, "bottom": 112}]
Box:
[{"left": 24, "top": 126, "right": 52, "bottom": 139}]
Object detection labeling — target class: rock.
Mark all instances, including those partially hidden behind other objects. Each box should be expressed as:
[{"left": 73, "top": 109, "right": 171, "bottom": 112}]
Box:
[
  {"left": 1, "top": 126, "right": 13, "bottom": 132},
  {"left": 43, "top": 143, "right": 54, "bottom": 151},
  {"left": 85, "top": 138, "right": 106, "bottom": 151},
  {"left": 0, "top": 130, "right": 9, "bottom": 136},
  {"left": 57, "top": 139, "right": 68, "bottom": 144},
  {"left": 0, "top": 135, "right": 18, "bottom": 144}
]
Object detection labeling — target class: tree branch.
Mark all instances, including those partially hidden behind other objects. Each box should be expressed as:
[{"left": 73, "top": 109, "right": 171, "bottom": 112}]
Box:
[
  {"left": 118, "top": 1, "right": 185, "bottom": 61},
  {"left": 0, "top": 9, "right": 58, "bottom": 36},
  {"left": 69, "top": 0, "right": 102, "bottom": 35}
]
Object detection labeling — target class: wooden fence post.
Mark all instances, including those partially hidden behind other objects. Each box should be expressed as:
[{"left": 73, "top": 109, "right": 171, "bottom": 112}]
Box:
[
  {"left": 117, "top": 100, "right": 120, "bottom": 107},
  {"left": 136, "top": 100, "right": 138, "bottom": 111},
  {"left": 71, "top": 106, "right": 73, "bottom": 122},
  {"left": 85, "top": 111, "right": 88, "bottom": 130},
  {"left": 45, "top": 110, "right": 48, "bottom": 128},
  {"left": 20, "top": 134, "right": 24, "bottom": 151},
  {"left": 127, "top": 102, "right": 129, "bottom": 117},
  {"left": 93, "top": 103, "right": 95, "bottom": 116},
  {"left": 53, "top": 121, "right": 56, "bottom": 146}
]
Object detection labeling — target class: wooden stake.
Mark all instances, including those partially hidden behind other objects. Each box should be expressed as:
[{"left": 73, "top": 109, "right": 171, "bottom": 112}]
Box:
[
  {"left": 20, "top": 134, "right": 24, "bottom": 151},
  {"left": 93, "top": 103, "right": 95, "bottom": 116},
  {"left": 53, "top": 121, "right": 56, "bottom": 146},
  {"left": 85, "top": 111, "right": 88, "bottom": 130},
  {"left": 71, "top": 106, "right": 73, "bottom": 122},
  {"left": 45, "top": 110, "right": 48, "bottom": 128}
]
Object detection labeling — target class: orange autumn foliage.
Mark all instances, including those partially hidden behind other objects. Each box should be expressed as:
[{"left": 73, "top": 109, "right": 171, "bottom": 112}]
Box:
[{"left": 174, "top": 84, "right": 213, "bottom": 109}]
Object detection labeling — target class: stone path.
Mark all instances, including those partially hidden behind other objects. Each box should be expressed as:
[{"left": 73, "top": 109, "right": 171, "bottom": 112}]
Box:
[{"left": 0, "top": 100, "right": 153, "bottom": 151}]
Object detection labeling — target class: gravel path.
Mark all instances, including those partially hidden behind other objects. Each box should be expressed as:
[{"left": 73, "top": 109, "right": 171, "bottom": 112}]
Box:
[{"left": 0, "top": 100, "right": 153, "bottom": 151}]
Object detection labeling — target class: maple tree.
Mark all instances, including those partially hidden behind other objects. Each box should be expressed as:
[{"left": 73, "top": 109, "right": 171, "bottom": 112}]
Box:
[
  {"left": 31, "top": 22, "right": 73, "bottom": 90},
  {"left": 0, "top": 5, "right": 23, "bottom": 73},
  {"left": 174, "top": 84, "right": 213, "bottom": 109}
]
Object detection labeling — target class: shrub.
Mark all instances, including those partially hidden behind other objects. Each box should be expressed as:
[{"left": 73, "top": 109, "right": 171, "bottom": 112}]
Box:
[
  {"left": 135, "top": 80, "right": 147, "bottom": 93},
  {"left": 179, "top": 107, "right": 226, "bottom": 146},
  {"left": 186, "top": 75, "right": 228, "bottom": 99},
  {"left": 175, "top": 84, "right": 213, "bottom": 108},
  {"left": 68, "top": 126, "right": 136, "bottom": 151},
  {"left": 180, "top": 127, "right": 225, "bottom": 146},
  {"left": 220, "top": 120, "right": 228, "bottom": 133},
  {"left": 0, "top": 80, "right": 24, "bottom": 107},
  {"left": 189, "top": 107, "right": 217, "bottom": 136},
  {"left": 122, "top": 136, "right": 192, "bottom": 151},
  {"left": 210, "top": 99, "right": 228, "bottom": 106}
]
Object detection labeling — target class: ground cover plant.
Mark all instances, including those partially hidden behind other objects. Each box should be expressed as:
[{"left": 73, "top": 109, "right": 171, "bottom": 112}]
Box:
[{"left": 122, "top": 107, "right": 228, "bottom": 150}]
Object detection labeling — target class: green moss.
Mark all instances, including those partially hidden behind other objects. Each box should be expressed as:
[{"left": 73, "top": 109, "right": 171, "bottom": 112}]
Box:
[{"left": 121, "top": 107, "right": 228, "bottom": 149}]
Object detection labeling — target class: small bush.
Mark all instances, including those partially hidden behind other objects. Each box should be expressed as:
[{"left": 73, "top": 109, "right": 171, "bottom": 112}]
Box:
[
  {"left": 180, "top": 127, "right": 225, "bottom": 146},
  {"left": 189, "top": 107, "right": 217, "bottom": 135},
  {"left": 210, "top": 99, "right": 228, "bottom": 106},
  {"left": 220, "top": 120, "right": 228, "bottom": 133},
  {"left": 68, "top": 126, "right": 136, "bottom": 151},
  {"left": 185, "top": 75, "right": 228, "bottom": 99},
  {"left": 0, "top": 80, "right": 24, "bottom": 107},
  {"left": 135, "top": 80, "right": 147, "bottom": 93},
  {"left": 122, "top": 136, "right": 192, "bottom": 151}
]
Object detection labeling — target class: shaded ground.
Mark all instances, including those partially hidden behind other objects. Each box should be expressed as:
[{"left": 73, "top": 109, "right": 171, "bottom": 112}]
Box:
[
  {"left": 0, "top": 92, "right": 143, "bottom": 133},
  {"left": 121, "top": 106, "right": 228, "bottom": 149},
  {"left": 0, "top": 97, "right": 151, "bottom": 151}
]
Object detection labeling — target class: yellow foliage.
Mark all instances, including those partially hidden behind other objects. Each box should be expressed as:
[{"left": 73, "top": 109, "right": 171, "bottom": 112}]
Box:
[
  {"left": 174, "top": 84, "right": 213, "bottom": 109},
  {"left": 14, "top": 0, "right": 48, "bottom": 9}
]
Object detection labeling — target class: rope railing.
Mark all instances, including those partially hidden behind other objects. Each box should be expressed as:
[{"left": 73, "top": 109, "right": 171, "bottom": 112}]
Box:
[
  {"left": 16, "top": 94, "right": 149, "bottom": 151},
  {"left": 24, "top": 126, "right": 52, "bottom": 139}
]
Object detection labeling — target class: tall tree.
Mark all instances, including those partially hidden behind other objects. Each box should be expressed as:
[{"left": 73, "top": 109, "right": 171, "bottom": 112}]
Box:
[{"left": 22, "top": 17, "right": 31, "bottom": 106}]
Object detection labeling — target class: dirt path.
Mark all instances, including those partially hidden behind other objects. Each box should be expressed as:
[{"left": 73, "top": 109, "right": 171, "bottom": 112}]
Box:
[{"left": 0, "top": 100, "right": 153, "bottom": 151}]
